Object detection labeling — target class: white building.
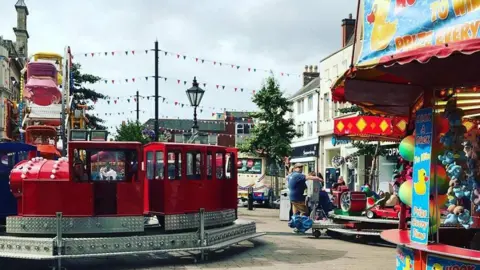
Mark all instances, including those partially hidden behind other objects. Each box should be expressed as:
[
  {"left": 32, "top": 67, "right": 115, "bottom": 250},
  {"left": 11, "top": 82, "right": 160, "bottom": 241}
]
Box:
[
  {"left": 317, "top": 14, "right": 400, "bottom": 191},
  {"left": 288, "top": 65, "right": 320, "bottom": 173}
]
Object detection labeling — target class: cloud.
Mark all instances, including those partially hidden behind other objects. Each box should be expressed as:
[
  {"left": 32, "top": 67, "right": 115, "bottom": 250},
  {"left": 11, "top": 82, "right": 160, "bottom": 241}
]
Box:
[{"left": 0, "top": 0, "right": 357, "bottom": 131}]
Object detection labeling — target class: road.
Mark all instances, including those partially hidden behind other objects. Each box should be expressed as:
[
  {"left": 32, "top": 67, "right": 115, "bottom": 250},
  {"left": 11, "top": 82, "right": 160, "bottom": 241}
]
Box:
[{"left": 0, "top": 207, "right": 396, "bottom": 270}]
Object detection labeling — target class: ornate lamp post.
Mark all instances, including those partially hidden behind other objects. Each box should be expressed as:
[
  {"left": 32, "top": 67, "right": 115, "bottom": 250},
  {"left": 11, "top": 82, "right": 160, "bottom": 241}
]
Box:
[{"left": 186, "top": 77, "right": 205, "bottom": 132}]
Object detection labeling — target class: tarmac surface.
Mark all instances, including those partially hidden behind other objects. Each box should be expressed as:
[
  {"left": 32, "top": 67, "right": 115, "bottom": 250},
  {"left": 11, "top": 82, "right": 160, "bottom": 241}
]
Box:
[{"left": 0, "top": 207, "right": 396, "bottom": 270}]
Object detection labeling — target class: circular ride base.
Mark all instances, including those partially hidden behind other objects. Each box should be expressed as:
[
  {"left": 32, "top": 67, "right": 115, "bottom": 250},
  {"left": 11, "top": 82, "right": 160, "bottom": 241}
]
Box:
[
  {"left": 311, "top": 214, "right": 402, "bottom": 239},
  {"left": 0, "top": 214, "right": 264, "bottom": 266}
]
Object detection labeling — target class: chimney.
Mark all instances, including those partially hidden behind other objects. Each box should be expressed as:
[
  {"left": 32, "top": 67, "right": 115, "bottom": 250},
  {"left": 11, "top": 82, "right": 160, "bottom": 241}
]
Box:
[
  {"left": 342, "top": 13, "right": 356, "bottom": 47},
  {"left": 302, "top": 65, "right": 319, "bottom": 86}
]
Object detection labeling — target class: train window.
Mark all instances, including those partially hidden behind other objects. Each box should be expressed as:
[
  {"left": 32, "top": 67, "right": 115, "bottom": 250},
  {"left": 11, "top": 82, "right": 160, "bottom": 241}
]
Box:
[
  {"left": 167, "top": 151, "right": 181, "bottom": 180},
  {"left": 155, "top": 151, "right": 164, "bottom": 180},
  {"left": 186, "top": 151, "right": 202, "bottom": 180},
  {"left": 88, "top": 150, "right": 134, "bottom": 182},
  {"left": 146, "top": 152, "right": 154, "bottom": 180},
  {"left": 216, "top": 153, "right": 225, "bottom": 180},
  {"left": 226, "top": 152, "right": 235, "bottom": 180},
  {"left": 206, "top": 152, "right": 213, "bottom": 179}
]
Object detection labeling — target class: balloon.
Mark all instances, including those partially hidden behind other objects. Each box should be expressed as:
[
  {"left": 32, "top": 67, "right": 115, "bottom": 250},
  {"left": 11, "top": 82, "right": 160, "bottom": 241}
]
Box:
[
  {"left": 399, "top": 180, "right": 413, "bottom": 207},
  {"left": 430, "top": 165, "right": 449, "bottom": 195},
  {"left": 399, "top": 136, "right": 415, "bottom": 162}
]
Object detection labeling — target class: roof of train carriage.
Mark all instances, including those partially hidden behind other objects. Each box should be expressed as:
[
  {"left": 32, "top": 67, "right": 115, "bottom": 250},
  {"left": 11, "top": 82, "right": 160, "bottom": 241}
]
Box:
[
  {"left": 144, "top": 142, "right": 237, "bottom": 150},
  {"left": 143, "top": 118, "right": 225, "bottom": 132},
  {"left": 68, "top": 141, "right": 142, "bottom": 149}
]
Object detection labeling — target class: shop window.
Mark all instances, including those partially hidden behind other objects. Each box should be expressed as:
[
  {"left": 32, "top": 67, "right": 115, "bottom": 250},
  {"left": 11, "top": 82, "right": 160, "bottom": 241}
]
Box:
[
  {"left": 216, "top": 152, "right": 225, "bottom": 180},
  {"left": 155, "top": 151, "right": 164, "bottom": 180},
  {"left": 167, "top": 151, "right": 181, "bottom": 180},
  {"left": 186, "top": 151, "right": 202, "bottom": 180}
]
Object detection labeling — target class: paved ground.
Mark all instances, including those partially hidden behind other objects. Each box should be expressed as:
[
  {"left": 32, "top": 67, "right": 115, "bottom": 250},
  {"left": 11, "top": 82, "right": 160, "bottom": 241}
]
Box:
[{"left": 0, "top": 207, "right": 396, "bottom": 270}]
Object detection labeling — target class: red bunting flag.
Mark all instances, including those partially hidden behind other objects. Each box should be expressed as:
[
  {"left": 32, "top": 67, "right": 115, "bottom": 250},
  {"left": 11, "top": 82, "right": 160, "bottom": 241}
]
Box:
[
  {"left": 216, "top": 85, "right": 219, "bottom": 89},
  {"left": 132, "top": 78, "right": 135, "bottom": 82},
  {"left": 132, "top": 50, "right": 135, "bottom": 55},
  {"left": 112, "top": 52, "right": 115, "bottom": 56},
  {"left": 175, "top": 102, "right": 178, "bottom": 105},
  {"left": 195, "top": 58, "right": 198, "bottom": 62},
  {"left": 177, "top": 54, "right": 180, "bottom": 58},
  {"left": 177, "top": 80, "right": 180, "bottom": 84}
]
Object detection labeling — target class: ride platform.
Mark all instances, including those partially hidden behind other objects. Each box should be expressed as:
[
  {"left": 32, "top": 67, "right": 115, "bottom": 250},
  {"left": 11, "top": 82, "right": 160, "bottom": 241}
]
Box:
[{"left": 0, "top": 210, "right": 264, "bottom": 268}]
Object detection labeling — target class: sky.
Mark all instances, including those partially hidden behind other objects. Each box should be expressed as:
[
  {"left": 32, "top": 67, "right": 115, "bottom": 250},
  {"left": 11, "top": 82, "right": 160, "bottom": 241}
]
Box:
[{"left": 0, "top": 0, "right": 357, "bottom": 133}]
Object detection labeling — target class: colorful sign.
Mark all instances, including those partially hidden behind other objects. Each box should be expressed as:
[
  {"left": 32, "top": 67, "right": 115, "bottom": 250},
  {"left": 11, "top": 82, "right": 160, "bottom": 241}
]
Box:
[
  {"left": 396, "top": 246, "right": 415, "bottom": 270},
  {"left": 358, "top": 0, "right": 480, "bottom": 66},
  {"left": 410, "top": 108, "right": 433, "bottom": 245},
  {"left": 427, "top": 254, "right": 480, "bottom": 269}
]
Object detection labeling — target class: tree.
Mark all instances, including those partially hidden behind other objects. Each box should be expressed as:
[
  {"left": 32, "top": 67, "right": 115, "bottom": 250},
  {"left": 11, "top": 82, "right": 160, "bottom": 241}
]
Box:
[
  {"left": 71, "top": 63, "right": 107, "bottom": 130},
  {"left": 239, "top": 76, "right": 297, "bottom": 194},
  {"left": 114, "top": 120, "right": 168, "bottom": 144}
]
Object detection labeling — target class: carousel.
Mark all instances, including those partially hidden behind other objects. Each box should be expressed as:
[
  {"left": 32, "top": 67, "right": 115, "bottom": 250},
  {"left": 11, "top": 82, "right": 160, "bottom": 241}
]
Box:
[{"left": 330, "top": 0, "right": 480, "bottom": 268}]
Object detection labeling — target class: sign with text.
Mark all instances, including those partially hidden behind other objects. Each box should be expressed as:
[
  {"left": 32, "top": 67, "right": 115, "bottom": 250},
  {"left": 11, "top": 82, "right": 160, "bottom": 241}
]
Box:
[
  {"left": 396, "top": 246, "right": 415, "bottom": 270},
  {"left": 291, "top": 144, "right": 318, "bottom": 159},
  {"left": 410, "top": 108, "right": 433, "bottom": 245},
  {"left": 426, "top": 254, "right": 480, "bottom": 270},
  {"left": 358, "top": 0, "right": 480, "bottom": 66}
]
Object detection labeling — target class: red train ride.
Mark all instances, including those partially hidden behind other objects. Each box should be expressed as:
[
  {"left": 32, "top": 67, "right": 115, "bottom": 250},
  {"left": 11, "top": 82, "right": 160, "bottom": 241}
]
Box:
[{"left": 0, "top": 130, "right": 261, "bottom": 263}]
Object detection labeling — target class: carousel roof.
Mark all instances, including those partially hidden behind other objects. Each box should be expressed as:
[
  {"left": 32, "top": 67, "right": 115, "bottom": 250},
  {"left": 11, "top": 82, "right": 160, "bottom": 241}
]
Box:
[{"left": 331, "top": 0, "right": 480, "bottom": 116}]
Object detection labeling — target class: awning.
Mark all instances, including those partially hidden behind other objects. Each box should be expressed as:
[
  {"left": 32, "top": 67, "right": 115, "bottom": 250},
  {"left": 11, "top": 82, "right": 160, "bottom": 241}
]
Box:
[
  {"left": 331, "top": 0, "right": 480, "bottom": 115},
  {"left": 334, "top": 115, "right": 408, "bottom": 142}
]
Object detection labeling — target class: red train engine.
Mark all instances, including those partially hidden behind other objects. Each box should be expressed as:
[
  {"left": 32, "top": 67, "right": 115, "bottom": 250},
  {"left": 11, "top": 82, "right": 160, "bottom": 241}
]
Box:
[{"left": 7, "top": 141, "right": 238, "bottom": 235}]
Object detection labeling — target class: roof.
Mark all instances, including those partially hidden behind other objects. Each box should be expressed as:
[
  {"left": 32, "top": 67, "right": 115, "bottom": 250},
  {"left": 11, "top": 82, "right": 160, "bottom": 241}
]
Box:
[
  {"left": 224, "top": 111, "right": 254, "bottom": 119},
  {"left": 144, "top": 118, "right": 225, "bottom": 132},
  {"left": 289, "top": 77, "right": 320, "bottom": 100},
  {"left": 14, "top": 0, "right": 29, "bottom": 15}
]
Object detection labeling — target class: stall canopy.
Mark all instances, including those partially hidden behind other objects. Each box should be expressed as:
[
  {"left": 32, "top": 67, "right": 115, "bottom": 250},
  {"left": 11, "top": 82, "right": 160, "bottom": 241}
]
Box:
[
  {"left": 332, "top": 0, "right": 480, "bottom": 116},
  {"left": 334, "top": 115, "right": 408, "bottom": 142}
]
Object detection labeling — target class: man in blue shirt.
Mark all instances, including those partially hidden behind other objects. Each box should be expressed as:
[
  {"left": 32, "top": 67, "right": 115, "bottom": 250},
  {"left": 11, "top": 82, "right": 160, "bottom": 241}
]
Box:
[{"left": 288, "top": 163, "right": 309, "bottom": 216}]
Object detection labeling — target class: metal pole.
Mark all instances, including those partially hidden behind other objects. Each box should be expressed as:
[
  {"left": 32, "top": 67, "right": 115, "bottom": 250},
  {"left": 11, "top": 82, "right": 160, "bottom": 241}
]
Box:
[
  {"left": 136, "top": 90, "right": 140, "bottom": 122},
  {"left": 60, "top": 47, "right": 69, "bottom": 156},
  {"left": 55, "top": 212, "right": 63, "bottom": 270},
  {"left": 193, "top": 106, "right": 198, "bottom": 129},
  {"left": 154, "top": 41, "right": 159, "bottom": 142},
  {"left": 199, "top": 208, "right": 206, "bottom": 261}
]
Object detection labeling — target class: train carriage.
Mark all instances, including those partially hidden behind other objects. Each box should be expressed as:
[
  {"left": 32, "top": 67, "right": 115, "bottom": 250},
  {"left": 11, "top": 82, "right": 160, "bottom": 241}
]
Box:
[{"left": 144, "top": 143, "right": 238, "bottom": 231}]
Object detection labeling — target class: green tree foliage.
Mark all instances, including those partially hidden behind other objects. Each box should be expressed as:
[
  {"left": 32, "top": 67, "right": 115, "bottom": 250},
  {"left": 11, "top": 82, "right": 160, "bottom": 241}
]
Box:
[
  {"left": 239, "top": 76, "right": 297, "bottom": 163},
  {"left": 71, "top": 63, "right": 107, "bottom": 130},
  {"left": 114, "top": 120, "right": 149, "bottom": 144}
]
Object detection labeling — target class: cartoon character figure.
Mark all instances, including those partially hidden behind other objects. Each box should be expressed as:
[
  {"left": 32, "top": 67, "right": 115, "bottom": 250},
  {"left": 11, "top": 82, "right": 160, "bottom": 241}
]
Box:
[
  {"left": 414, "top": 168, "right": 428, "bottom": 195},
  {"left": 438, "top": 151, "right": 455, "bottom": 166},
  {"left": 457, "top": 208, "right": 474, "bottom": 229},
  {"left": 366, "top": 0, "right": 398, "bottom": 52},
  {"left": 444, "top": 205, "right": 459, "bottom": 225},
  {"left": 446, "top": 163, "right": 463, "bottom": 183}
]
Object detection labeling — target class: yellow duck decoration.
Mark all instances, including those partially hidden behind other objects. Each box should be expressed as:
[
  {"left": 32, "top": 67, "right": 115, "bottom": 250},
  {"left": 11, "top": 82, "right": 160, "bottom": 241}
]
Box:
[
  {"left": 414, "top": 168, "right": 429, "bottom": 195},
  {"left": 403, "top": 256, "right": 412, "bottom": 270},
  {"left": 431, "top": 263, "right": 443, "bottom": 270},
  {"left": 366, "top": 0, "right": 398, "bottom": 52}
]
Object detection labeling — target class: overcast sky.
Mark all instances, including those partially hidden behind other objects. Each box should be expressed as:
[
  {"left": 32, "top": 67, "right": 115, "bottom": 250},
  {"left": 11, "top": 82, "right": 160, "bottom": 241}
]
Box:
[{"left": 0, "top": 0, "right": 357, "bottom": 133}]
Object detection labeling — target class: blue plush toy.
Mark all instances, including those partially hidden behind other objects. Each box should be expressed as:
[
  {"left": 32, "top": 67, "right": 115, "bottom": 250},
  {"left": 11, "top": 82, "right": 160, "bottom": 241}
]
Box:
[
  {"left": 438, "top": 151, "right": 455, "bottom": 166},
  {"left": 458, "top": 209, "right": 474, "bottom": 229},
  {"left": 444, "top": 212, "right": 459, "bottom": 225},
  {"left": 440, "top": 131, "right": 454, "bottom": 147},
  {"left": 447, "top": 163, "right": 463, "bottom": 182}
]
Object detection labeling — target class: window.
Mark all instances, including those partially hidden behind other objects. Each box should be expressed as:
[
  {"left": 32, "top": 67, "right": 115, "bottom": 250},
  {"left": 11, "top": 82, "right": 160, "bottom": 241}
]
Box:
[
  {"left": 323, "top": 93, "right": 330, "bottom": 120},
  {"left": 301, "top": 99, "right": 305, "bottom": 113},
  {"left": 216, "top": 153, "right": 225, "bottom": 179},
  {"left": 155, "top": 151, "right": 164, "bottom": 180},
  {"left": 79, "top": 149, "right": 138, "bottom": 182},
  {"left": 236, "top": 124, "right": 244, "bottom": 134},
  {"left": 207, "top": 152, "right": 213, "bottom": 179},
  {"left": 208, "top": 135, "right": 217, "bottom": 145},
  {"left": 333, "top": 64, "right": 338, "bottom": 78},
  {"left": 342, "top": 59, "right": 348, "bottom": 70},
  {"left": 307, "top": 95, "right": 313, "bottom": 111},
  {"left": 186, "top": 151, "right": 202, "bottom": 180},
  {"left": 226, "top": 152, "right": 236, "bottom": 179},
  {"left": 307, "top": 122, "right": 313, "bottom": 137},
  {"left": 146, "top": 151, "right": 154, "bottom": 180},
  {"left": 296, "top": 125, "right": 302, "bottom": 137},
  {"left": 324, "top": 69, "right": 330, "bottom": 81},
  {"left": 174, "top": 134, "right": 184, "bottom": 143},
  {"left": 236, "top": 123, "right": 251, "bottom": 134},
  {"left": 167, "top": 151, "right": 181, "bottom": 180},
  {"left": 297, "top": 100, "right": 304, "bottom": 114},
  {"left": 237, "top": 158, "right": 262, "bottom": 174}
]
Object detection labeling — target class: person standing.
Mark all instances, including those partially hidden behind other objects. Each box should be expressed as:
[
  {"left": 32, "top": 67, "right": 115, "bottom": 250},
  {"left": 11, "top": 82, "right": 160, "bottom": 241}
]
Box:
[{"left": 288, "top": 164, "right": 322, "bottom": 216}]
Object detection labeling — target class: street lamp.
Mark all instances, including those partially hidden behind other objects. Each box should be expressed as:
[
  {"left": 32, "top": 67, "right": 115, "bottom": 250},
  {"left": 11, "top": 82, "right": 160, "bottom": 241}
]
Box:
[{"left": 186, "top": 77, "right": 205, "bottom": 130}]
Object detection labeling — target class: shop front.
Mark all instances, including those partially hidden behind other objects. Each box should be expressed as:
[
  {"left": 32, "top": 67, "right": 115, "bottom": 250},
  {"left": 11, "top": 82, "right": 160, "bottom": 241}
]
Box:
[{"left": 290, "top": 143, "right": 318, "bottom": 173}]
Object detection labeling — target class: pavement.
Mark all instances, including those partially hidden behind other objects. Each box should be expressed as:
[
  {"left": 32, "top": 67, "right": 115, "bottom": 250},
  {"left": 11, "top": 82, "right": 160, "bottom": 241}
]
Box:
[{"left": 0, "top": 207, "right": 396, "bottom": 270}]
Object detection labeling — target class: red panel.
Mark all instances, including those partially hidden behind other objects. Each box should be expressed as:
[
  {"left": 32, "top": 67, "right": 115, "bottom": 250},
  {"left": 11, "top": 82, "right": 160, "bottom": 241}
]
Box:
[
  {"left": 22, "top": 182, "right": 93, "bottom": 216},
  {"left": 334, "top": 115, "right": 408, "bottom": 140},
  {"left": 381, "top": 229, "right": 480, "bottom": 263},
  {"left": 226, "top": 148, "right": 238, "bottom": 210},
  {"left": 117, "top": 182, "right": 143, "bottom": 215}
]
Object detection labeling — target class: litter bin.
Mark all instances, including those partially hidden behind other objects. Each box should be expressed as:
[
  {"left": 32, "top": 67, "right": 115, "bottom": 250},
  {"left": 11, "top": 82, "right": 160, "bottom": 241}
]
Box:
[{"left": 279, "top": 188, "right": 290, "bottom": 221}]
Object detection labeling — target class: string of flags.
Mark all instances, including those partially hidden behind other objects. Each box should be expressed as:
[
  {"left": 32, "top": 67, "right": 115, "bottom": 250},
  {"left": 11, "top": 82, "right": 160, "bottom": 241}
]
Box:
[
  {"left": 97, "top": 95, "right": 254, "bottom": 113},
  {"left": 92, "top": 75, "right": 258, "bottom": 95},
  {"left": 72, "top": 48, "right": 300, "bottom": 77}
]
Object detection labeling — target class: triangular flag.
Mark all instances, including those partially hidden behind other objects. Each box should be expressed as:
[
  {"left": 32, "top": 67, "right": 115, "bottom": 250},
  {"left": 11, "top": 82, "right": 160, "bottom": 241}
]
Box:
[
  {"left": 177, "top": 54, "right": 180, "bottom": 58},
  {"left": 84, "top": 53, "right": 87, "bottom": 57},
  {"left": 236, "top": 66, "right": 240, "bottom": 69},
  {"left": 133, "top": 98, "right": 136, "bottom": 102},
  {"left": 132, "top": 78, "right": 135, "bottom": 82},
  {"left": 164, "top": 52, "right": 167, "bottom": 56},
  {"left": 91, "top": 53, "right": 94, "bottom": 57},
  {"left": 213, "top": 61, "right": 216, "bottom": 65},
  {"left": 183, "top": 55, "right": 186, "bottom": 60},
  {"left": 222, "top": 86, "right": 225, "bottom": 89},
  {"left": 216, "top": 85, "right": 219, "bottom": 89},
  {"left": 125, "top": 51, "right": 128, "bottom": 55},
  {"left": 248, "top": 68, "right": 251, "bottom": 72},
  {"left": 104, "top": 52, "right": 108, "bottom": 56},
  {"left": 107, "top": 101, "right": 110, "bottom": 104},
  {"left": 195, "top": 58, "right": 198, "bottom": 62},
  {"left": 112, "top": 52, "right": 115, "bottom": 56},
  {"left": 183, "top": 81, "right": 187, "bottom": 85},
  {"left": 145, "top": 50, "right": 148, "bottom": 54},
  {"left": 235, "top": 88, "right": 237, "bottom": 91},
  {"left": 254, "top": 69, "right": 256, "bottom": 72},
  {"left": 132, "top": 50, "right": 135, "bottom": 55},
  {"left": 201, "top": 59, "right": 205, "bottom": 63},
  {"left": 177, "top": 79, "right": 180, "bottom": 84},
  {"left": 145, "top": 77, "right": 149, "bottom": 81},
  {"left": 241, "top": 88, "right": 244, "bottom": 92},
  {"left": 175, "top": 102, "right": 178, "bottom": 105},
  {"left": 127, "top": 99, "right": 130, "bottom": 103},
  {"left": 164, "top": 77, "right": 167, "bottom": 81},
  {"left": 231, "top": 65, "right": 234, "bottom": 68},
  {"left": 203, "top": 83, "right": 206, "bottom": 87},
  {"left": 125, "top": 79, "right": 128, "bottom": 82},
  {"left": 114, "top": 100, "right": 117, "bottom": 104},
  {"left": 111, "top": 80, "right": 115, "bottom": 84},
  {"left": 104, "top": 80, "right": 107, "bottom": 84},
  {"left": 281, "top": 72, "right": 284, "bottom": 76}
]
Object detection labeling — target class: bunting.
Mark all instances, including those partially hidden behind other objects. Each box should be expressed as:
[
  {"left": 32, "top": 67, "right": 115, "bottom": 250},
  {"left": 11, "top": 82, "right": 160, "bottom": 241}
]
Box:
[
  {"left": 92, "top": 75, "right": 257, "bottom": 95},
  {"left": 72, "top": 48, "right": 300, "bottom": 77}
]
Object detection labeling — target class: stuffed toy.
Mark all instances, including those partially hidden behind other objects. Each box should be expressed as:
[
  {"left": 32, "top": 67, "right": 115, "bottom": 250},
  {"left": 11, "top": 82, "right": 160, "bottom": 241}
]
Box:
[
  {"left": 447, "top": 163, "right": 463, "bottom": 183},
  {"left": 473, "top": 188, "right": 480, "bottom": 212},
  {"left": 440, "top": 131, "right": 454, "bottom": 147},
  {"left": 444, "top": 204, "right": 459, "bottom": 225},
  {"left": 438, "top": 150, "right": 455, "bottom": 166},
  {"left": 456, "top": 207, "right": 474, "bottom": 229}
]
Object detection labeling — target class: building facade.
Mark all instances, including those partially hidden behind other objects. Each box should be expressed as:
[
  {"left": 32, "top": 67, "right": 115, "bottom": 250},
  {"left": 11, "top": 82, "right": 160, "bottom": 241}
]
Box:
[
  {"left": 0, "top": 1, "right": 29, "bottom": 140},
  {"left": 288, "top": 65, "right": 320, "bottom": 173}
]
